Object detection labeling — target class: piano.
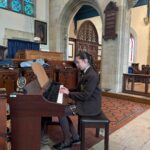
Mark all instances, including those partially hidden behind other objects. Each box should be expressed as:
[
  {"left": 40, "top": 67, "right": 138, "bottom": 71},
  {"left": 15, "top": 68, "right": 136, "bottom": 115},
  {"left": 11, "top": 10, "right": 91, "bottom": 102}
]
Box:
[
  {"left": 9, "top": 94, "right": 67, "bottom": 150},
  {"left": 9, "top": 63, "right": 70, "bottom": 150}
]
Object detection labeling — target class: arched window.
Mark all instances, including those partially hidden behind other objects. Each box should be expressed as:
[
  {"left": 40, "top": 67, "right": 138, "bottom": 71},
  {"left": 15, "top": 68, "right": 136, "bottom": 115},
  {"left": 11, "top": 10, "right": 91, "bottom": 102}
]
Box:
[
  {"left": 0, "top": 0, "right": 35, "bottom": 17},
  {"left": 129, "top": 33, "right": 135, "bottom": 65},
  {"left": 24, "top": 0, "right": 34, "bottom": 16}
]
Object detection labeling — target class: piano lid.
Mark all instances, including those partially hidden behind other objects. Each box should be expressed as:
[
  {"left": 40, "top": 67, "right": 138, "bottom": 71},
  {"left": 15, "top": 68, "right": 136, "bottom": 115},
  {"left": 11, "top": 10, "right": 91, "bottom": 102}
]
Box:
[
  {"left": 31, "top": 62, "right": 49, "bottom": 89},
  {"left": 24, "top": 79, "right": 42, "bottom": 95}
]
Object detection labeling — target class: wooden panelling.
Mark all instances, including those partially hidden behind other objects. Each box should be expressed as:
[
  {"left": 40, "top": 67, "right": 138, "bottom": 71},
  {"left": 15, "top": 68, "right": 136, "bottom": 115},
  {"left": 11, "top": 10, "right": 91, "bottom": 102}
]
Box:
[
  {"left": 0, "top": 60, "right": 78, "bottom": 93},
  {"left": 76, "top": 21, "right": 100, "bottom": 72},
  {"left": 0, "top": 69, "right": 19, "bottom": 95},
  {"left": 15, "top": 50, "right": 64, "bottom": 61},
  {"left": 0, "top": 90, "right": 7, "bottom": 150}
]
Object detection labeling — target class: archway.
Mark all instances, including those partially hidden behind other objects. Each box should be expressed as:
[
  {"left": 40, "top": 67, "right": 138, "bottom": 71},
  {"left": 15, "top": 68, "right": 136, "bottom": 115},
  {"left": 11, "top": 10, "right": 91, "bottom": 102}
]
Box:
[
  {"left": 55, "top": 0, "right": 131, "bottom": 93},
  {"left": 57, "top": 0, "right": 102, "bottom": 58}
]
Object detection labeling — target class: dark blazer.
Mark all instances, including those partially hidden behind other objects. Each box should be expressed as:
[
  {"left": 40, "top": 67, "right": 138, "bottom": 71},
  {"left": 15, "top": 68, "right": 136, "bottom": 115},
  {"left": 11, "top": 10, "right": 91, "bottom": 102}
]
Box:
[{"left": 69, "top": 67, "right": 101, "bottom": 116}]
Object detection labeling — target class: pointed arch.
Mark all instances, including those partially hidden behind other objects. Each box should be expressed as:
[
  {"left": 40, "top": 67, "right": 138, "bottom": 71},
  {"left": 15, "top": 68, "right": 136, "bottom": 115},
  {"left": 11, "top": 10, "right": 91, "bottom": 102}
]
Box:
[{"left": 56, "top": 0, "right": 102, "bottom": 56}]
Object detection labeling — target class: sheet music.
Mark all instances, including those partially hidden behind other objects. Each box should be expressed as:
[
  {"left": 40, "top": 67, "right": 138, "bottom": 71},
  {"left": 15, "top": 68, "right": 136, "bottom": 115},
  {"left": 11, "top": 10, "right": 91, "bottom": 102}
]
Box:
[{"left": 57, "top": 85, "right": 64, "bottom": 104}]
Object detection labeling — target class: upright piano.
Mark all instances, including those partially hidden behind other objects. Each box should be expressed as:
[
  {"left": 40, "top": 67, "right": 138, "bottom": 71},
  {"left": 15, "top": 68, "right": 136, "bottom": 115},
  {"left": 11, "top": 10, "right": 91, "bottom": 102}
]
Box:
[
  {"left": 9, "top": 63, "right": 70, "bottom": 150},
  {"left": 10, "top": 94, "right": 66, "bottom": 150}
]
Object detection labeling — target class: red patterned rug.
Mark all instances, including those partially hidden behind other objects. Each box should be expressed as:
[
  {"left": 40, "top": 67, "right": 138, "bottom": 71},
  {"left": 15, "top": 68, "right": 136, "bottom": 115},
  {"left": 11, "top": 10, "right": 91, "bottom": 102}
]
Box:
[{"left": 48, "top": 96, "right": 150, "bottom": 149}]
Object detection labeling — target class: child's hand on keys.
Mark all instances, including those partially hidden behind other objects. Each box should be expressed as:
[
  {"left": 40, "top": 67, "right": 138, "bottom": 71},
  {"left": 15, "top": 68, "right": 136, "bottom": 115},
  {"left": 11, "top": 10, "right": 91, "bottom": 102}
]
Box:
[{"left": 59, "top": 87, "right": 69, "bottom": 95}]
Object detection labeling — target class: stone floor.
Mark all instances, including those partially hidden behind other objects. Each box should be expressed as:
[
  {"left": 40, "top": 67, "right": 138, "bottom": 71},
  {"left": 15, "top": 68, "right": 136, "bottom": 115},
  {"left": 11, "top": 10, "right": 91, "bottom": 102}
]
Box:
[{"left": 92, "top": 109, "right": 150, "bottom": 150}]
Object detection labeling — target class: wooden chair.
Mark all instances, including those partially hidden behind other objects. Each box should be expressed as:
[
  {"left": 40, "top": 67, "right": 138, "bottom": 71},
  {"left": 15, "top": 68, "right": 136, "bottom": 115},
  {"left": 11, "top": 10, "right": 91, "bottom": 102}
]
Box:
[{"left": 78, "top": 111, "right": 110, "bottom": 150}]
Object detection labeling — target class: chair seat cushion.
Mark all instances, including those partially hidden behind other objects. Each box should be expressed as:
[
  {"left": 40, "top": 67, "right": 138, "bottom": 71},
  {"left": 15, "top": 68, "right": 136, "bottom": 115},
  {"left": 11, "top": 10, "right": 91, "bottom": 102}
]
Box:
[{"left": 79, "top": 112, "right": 109, "bottom": 123}]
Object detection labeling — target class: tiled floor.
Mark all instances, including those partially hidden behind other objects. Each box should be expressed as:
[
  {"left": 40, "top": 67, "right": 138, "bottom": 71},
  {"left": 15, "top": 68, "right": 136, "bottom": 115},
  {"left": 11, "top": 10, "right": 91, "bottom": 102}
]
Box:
[{"left": 45, "top": 96, "right": 150, "bottom": 150}]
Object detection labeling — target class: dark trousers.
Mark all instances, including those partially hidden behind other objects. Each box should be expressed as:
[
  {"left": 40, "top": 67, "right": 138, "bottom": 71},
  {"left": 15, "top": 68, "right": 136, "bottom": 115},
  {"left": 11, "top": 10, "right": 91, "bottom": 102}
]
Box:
[
  {"left": 58, "top": 105, "right": 79, "bottom": 143},
  {"left": 41, "top": 117, "right": 52, "bottom": 136}
]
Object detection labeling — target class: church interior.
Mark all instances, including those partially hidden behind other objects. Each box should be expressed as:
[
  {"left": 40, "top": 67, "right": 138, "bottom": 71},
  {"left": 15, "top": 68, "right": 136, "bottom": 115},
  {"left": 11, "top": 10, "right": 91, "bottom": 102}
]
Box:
[{"left": 0, "top": 0, "right": 150, "bottom": 150}]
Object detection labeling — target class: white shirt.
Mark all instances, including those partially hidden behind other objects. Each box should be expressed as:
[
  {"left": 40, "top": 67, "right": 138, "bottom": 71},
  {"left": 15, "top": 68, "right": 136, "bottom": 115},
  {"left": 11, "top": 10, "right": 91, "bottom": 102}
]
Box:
[{"left": 84, "top": 65, "right": 90, "bottom": 74}]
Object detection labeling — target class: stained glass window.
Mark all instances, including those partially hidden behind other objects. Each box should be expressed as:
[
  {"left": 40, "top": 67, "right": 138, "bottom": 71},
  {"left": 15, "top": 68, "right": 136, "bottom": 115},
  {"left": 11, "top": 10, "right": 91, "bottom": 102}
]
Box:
[
  {"left": 0, "top": 0, "right": 8, "bottom": 8},
  {"left": 0, "top": 0, "right": 35, "bottom": 17},
  {"left": 24, "top": 0, "right": 34, "bottom": 16},
  {"left": 24, "top": 0, "right": 33, "bottom": 4},
  {"left": 10, "top": 0, "right": 22, "bottom": 13}
]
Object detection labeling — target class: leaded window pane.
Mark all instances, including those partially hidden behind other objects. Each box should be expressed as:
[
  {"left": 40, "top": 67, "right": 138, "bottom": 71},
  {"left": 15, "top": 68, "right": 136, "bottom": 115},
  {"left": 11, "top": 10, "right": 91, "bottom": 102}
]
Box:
[
  {"left": 10, "top": 0, "right": 22, "bottom": 13},
  {"left": 24, "top": 2, "right": 33, "bottom": 16},
  {"left": 24, "top": 0, "right": 33, "bottom": 4},
  {"left": 0, "top": 0, "right": 8, "bottom": 8}
]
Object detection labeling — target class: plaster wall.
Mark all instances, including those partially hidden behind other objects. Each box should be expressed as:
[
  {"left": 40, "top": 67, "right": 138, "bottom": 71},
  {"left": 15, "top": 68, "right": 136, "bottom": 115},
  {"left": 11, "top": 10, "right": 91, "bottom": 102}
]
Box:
[{"left": 131, "top": 5, "right": 149, "bottom": 65}]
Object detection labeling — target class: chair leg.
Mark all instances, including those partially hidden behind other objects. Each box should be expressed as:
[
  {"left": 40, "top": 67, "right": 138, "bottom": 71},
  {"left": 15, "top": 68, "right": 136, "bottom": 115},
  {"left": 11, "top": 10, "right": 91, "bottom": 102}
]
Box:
[
  {"left": 96, "top": 128, "right": 100, "bottom": 137},
  {"left": 80, "top": 123, "right": 85, "bottom": 150},
  {"left": 78, "top": 116, "right": 81, "bottom": 136},
  {"left": 104, "top": 123, "right": 109, "bottom": 150}
]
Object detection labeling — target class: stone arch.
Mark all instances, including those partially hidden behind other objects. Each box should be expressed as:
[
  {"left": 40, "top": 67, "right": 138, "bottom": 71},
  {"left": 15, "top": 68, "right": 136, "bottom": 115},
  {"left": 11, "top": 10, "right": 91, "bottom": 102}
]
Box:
[{"left": 57, "top": 0, "right": 102, "bottom": 58}]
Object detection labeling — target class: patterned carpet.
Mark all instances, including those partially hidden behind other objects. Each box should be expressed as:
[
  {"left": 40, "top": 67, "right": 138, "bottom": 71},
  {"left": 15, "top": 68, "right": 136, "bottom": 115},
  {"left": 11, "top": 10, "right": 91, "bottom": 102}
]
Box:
[
  {"left": 47, "top": 96, "right": 150, "bottom": 150},
  {"left": 102, "top": 96, "right": 150, "bottom": 133}
]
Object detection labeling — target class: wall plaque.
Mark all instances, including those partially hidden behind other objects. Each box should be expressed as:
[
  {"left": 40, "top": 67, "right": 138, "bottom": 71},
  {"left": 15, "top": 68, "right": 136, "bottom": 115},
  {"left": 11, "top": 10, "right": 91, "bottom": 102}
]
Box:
[{"left": 103, "top": 1, "right": 118, "bottom": 40}]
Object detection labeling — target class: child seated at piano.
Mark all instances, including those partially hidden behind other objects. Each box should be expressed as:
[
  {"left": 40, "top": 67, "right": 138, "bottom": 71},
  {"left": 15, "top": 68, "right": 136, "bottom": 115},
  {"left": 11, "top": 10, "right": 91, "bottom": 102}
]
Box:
[{"left": 53, "top": 51, "right": 101, "bottom": 150}]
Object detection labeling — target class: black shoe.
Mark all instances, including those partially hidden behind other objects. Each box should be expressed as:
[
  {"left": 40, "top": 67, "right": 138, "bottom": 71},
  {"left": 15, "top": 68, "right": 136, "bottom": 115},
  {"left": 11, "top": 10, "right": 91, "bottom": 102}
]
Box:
[
  {"left": 53, "top": 142, "right": 72, "bottom": 150},
  {"left": 41, "top": 135, "right": 50, "bottom": 145},
  {"left": 71, "top": 138, "right": 81, "bottom": 145}
]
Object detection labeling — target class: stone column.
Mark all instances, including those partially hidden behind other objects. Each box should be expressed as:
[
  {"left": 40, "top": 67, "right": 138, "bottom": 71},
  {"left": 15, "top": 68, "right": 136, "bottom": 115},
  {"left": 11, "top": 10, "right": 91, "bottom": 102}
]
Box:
[
  {"left": 101, "top": 0, "right": 131, "bottom": 92},
  {"left": 49, "top": 0, "right": 69, "bottom": 51}
]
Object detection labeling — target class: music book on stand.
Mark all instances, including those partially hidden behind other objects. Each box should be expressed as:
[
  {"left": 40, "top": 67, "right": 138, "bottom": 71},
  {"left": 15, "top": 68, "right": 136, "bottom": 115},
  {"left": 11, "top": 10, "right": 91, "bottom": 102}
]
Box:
[{"left": 31, "top": 62, "right": 63, "bottom": 103}]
